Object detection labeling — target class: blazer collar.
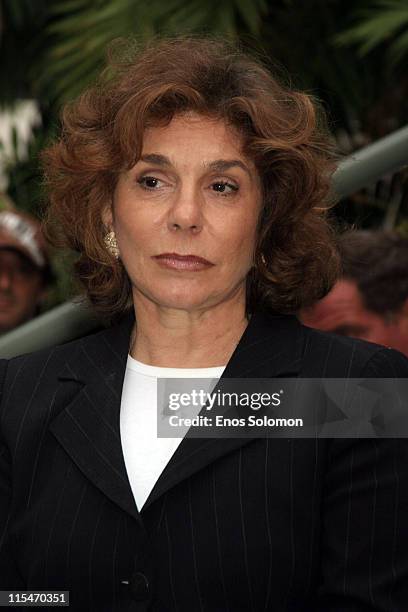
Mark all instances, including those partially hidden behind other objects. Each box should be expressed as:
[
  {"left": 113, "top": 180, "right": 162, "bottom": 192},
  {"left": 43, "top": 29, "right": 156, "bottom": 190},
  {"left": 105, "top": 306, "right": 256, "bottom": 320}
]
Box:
[{"left": 50, "top": 305, "right": 304, "bottom": 519}]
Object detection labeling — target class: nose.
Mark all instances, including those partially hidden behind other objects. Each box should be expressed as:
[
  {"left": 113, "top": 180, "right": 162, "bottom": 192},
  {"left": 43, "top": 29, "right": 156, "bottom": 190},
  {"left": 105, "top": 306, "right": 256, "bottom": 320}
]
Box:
[
  {"left": 0, "top": 267, "right": 13, "bottom": 291},
  {"left": 167, "top": 185, "right": 203, "bottom": 234}
]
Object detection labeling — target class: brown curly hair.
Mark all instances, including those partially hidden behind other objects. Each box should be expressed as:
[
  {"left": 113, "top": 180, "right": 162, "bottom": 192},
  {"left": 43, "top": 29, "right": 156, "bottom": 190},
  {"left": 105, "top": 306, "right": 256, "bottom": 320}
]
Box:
[{"left": 41, "top": 34, "right": 341, "bottom": 324}]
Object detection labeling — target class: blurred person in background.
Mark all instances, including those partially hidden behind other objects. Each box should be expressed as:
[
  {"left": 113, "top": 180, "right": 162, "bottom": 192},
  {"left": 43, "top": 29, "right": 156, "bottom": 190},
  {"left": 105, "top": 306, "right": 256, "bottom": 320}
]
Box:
[
  {"left": 0, "top": 208, "right": 52, "bottom": 333},
  {"left": 300, "top": 230, "right": 408, "bottom": 356}
]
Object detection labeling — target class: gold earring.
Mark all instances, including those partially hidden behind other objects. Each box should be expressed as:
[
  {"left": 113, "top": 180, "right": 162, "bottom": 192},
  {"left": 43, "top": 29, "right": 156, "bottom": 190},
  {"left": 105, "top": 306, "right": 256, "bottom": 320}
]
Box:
[{"left": 104, "top": 230, "right": 120, "bottom": 259}]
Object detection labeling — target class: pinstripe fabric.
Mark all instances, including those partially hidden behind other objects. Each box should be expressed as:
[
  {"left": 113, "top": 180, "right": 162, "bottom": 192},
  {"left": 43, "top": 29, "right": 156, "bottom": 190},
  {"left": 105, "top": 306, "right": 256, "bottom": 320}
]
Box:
[{"left": 1, "top": 306, "right": 408, "bottom": 611}]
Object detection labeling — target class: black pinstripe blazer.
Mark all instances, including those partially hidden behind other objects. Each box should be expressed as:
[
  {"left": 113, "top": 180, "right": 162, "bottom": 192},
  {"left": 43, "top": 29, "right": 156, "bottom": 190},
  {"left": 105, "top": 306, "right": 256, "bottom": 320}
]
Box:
[{"left": 1, "top": 305, "right": 408, "bottom": 612}]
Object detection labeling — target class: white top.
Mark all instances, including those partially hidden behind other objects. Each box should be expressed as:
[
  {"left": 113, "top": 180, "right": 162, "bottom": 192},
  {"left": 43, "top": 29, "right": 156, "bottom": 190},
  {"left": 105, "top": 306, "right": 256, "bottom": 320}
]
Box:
[{"left": 120, "top": 354, "right": 226, "bottom": 511}]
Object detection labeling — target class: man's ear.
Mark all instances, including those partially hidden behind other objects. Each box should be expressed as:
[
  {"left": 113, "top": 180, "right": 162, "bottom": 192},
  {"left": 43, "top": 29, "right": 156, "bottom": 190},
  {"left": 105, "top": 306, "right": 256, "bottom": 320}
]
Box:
[
  {"left": 37, "top": 286, "right": 49, "bottom": 307},
  {"left": 397, "top": 297, "right": 408, "bottom": 331}
]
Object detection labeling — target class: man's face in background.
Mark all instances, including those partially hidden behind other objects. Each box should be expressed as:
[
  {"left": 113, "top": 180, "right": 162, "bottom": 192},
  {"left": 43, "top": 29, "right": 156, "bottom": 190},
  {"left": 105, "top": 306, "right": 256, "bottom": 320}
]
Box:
[
  {"left": 0, "top": 247, "right": 46, "bottom": 333},
  {"left": 300, "top": 278, "right": 408, "bottom": 357}
]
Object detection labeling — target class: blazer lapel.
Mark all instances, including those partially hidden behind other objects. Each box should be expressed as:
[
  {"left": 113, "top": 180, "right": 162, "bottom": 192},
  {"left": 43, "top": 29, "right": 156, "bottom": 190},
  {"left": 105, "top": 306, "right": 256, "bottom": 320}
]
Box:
[
  {"left": 49, "top": 310, "right": 140, "bottom": 520},
  {"left": 50, "top": 306, "right": 305, "bottom": 519},
  {"left": 144, "top": 307, "right": 304, "bottom": 509}
]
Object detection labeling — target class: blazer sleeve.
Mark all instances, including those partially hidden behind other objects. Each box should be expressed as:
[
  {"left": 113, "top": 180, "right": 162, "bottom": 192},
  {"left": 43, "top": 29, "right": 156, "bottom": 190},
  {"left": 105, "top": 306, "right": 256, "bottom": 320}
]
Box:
[
  {"left": 315, "top": 348, "right": 408, "bottom": 611},
  {"left": 0, "top": 358, "right": 25, "bottom": 590}
]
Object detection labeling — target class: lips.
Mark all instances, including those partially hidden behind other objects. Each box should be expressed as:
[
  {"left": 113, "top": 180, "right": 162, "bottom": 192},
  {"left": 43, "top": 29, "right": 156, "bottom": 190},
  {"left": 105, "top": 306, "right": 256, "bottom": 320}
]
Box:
[{"left": 153, "top": 253, "right": 214, "bottom": 271}]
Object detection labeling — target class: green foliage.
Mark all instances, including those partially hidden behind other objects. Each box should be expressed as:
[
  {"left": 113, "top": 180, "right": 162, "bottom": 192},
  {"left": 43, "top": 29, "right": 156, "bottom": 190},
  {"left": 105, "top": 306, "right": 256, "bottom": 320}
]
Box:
[
  {"left": 4, "top": 124, "right": 48, "bottom": 217},
  {"left": 335, "top": 0, "right": 408, "bottom": 65},
  {"left": 0, "top": 0, "right": 48, "bottom": 103},
  {"left": 36, "top": 0, "right": 268, "bottom": 105},
  {"left": 42, "top": 248, "right": 79, "bottom": 311}
]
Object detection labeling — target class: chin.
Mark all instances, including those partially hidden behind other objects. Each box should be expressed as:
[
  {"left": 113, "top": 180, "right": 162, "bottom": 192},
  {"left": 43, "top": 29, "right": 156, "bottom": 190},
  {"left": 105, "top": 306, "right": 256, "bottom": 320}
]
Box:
[
  {"left": 153, "top": 292, "right": 210, "bottom": 311},
  {"left": 133, "top": 281, "right": 209, "bottom": 311}
]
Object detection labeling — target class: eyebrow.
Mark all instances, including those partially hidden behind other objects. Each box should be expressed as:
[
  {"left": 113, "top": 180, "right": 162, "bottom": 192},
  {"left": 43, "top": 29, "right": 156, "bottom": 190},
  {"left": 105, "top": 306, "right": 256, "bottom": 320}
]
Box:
[{"left": 139, "top": 154, "right": 252, "bottom": 178}]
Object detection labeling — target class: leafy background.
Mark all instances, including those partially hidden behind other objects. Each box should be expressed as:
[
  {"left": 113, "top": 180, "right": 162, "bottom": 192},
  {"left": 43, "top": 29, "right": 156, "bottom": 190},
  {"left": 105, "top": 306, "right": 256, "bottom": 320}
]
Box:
[{"left": 1, "top": 0, "right": 407, "bottom": 309}]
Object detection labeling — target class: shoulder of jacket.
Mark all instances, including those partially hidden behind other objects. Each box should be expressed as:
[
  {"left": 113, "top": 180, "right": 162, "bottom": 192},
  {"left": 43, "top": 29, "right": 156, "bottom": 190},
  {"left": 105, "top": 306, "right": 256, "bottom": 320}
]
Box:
[
  {"left": 0, "top": 323, "right": 114, "bottom": 386},
  {"left": 300, "top": 323, "right": 408, "bottom": 377}
]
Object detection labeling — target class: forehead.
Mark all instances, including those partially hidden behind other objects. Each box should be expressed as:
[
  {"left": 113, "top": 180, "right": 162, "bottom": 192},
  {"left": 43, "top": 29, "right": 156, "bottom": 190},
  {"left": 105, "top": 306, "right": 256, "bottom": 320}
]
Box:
[
  {"left": 302, "top": 280, "right": 367, "bottom": 327},
  {"left": 0, "top": 247, "right": 31, "bottom": 265},
  {"left": 0, "top": 246, "right": 42, "bottom": 278},
  {"left": 141, "top": 112, "right": 248, "bottom": 158},
  {"left": 320, "top": 280, "right": 364, "bottom": 312}
]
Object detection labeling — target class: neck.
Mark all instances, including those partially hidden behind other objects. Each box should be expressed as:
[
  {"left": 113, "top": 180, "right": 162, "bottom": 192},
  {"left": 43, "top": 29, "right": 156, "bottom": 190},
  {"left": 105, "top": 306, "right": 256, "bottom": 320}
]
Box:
[{"left": 129, "top": 293, "right": 249, "bottom": 368}]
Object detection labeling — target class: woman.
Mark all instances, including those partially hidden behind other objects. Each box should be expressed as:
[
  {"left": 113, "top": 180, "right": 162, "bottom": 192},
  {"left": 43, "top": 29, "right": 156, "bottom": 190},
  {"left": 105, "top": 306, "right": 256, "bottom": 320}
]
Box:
[{"left": 1, "top": 35, "right": 408, "bottom": 611}]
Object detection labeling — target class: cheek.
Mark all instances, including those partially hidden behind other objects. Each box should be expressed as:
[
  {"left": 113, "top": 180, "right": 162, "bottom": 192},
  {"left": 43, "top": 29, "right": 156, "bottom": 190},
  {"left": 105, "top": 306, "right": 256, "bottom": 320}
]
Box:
[
  {"left": 365, "top": 319, "right": 393, "bottom": 345},
  {"left": 222, "top": 212, "right": 259, "bottom": 259},
  {"left": 115, "top": 215, "right": 152, "bottom": 260},
  {"left": 380, "top": 323, "right": 404, "bottom": 347},
  {"left": 114, "top": 187, "right": 147, "bottom": 236},
  {"left": 16, "top": 282, "right": 40, "bottom": 302}
]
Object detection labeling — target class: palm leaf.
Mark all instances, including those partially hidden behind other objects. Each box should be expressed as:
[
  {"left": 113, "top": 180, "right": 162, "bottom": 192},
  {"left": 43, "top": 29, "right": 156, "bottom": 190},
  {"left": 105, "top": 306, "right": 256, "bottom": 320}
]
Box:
[
  {"left": 334, "top": 0, "right": 408, "bottom": 59},
  {"left": 38, "top": 0, "right": 267, "bottom": 105},
  {"left": 389, "top": 27, "right": 408, "bottom": 63},
  {"left": 1, "top": 0, "right": 47, "bottom": 28},
  {"left": 234, "top": 0, "right": 267, "bottom": 35}
]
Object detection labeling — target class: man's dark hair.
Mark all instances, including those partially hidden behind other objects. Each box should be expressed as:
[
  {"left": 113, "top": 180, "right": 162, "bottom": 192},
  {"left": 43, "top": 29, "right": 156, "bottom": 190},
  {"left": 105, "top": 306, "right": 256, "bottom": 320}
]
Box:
[{"left": 338, "top": 230, "right": 408, "bottom": 315}]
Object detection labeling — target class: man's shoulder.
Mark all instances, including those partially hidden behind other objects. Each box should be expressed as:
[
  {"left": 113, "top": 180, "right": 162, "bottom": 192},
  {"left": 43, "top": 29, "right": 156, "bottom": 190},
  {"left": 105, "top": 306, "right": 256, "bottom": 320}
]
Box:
[
  {"left": 300, "top": 323, "right": 408, "bottom": 377},
  {"left": 0, "top": 322, "right": 117, "bottom": 390}
]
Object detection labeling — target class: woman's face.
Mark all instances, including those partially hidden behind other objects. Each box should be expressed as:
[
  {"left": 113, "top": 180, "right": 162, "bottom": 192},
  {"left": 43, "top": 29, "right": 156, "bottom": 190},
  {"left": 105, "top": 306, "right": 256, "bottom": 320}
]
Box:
[{"left": 105, "top": 112, "right": 262, "bottom": 313}]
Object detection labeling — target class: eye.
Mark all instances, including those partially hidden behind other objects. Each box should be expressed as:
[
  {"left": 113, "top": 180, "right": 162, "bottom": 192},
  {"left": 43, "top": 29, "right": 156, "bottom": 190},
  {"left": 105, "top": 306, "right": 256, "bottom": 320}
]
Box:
[
  {"left": 210, "top": 181, "right": 239, "bottom": 197},
  {"left": 136, "top": 175, "right": 165, "bottom": 190}
]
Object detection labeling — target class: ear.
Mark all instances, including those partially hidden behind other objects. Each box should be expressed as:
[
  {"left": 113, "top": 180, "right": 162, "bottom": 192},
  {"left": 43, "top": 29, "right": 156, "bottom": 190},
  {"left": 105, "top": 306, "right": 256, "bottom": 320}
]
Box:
[
  {"left": 37, "top": 286, "right": 49, "bottom": 306},
  {"left": 101, "top": 203, "right": 113, "bottom": 230},
  {"left": 33, "top": 283, "right": 50, "bottom": 311},
  {"left": 397, "top": 297, "right": 408, "bottom": 331}
]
